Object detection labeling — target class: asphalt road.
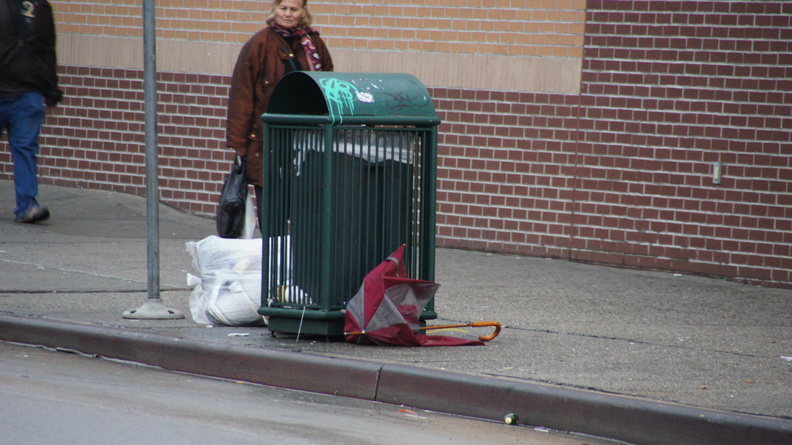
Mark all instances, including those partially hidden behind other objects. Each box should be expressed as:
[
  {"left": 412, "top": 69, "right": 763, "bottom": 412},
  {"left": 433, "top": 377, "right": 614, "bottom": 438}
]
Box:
[{"left": 0, "top": 341, "right": 622, "bottom": 445}]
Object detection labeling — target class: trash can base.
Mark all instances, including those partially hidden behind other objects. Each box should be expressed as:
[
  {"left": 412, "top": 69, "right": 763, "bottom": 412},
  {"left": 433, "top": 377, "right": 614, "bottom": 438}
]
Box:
[
  {"left": 261, "top": 307, "right": 346, "bottom": 339},
  {"left": 266, "top": 316, "right": 345, "bottom": 339}
]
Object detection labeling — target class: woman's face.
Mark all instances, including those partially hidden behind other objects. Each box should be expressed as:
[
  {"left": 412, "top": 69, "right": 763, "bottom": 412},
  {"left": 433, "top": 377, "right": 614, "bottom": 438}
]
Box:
[{"left": 274, "top": 0, "right": 306, "bottom": 29}]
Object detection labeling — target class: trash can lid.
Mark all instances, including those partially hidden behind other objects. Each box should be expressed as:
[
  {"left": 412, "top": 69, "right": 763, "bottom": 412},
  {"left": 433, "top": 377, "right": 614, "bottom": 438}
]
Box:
[{"left": 264, "top": 72, "right": 440, "bottom": 126}]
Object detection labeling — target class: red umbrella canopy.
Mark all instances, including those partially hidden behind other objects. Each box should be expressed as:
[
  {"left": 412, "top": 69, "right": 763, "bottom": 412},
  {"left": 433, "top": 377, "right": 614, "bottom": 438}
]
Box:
[{"left": 344, "top": 246, "right": 484, "bottom": 346}]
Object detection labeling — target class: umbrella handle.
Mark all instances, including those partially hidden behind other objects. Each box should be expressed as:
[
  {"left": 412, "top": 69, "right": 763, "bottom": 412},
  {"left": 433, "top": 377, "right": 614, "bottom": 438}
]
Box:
[
  {"left": 346, "top": 322, "right": 504, "bottom": 342},
  {"left": 421, "top": 321, "right": 502, "bottom": 342},
  {"left": 470, "top": 321, "right": 501, "bottom": 341}
]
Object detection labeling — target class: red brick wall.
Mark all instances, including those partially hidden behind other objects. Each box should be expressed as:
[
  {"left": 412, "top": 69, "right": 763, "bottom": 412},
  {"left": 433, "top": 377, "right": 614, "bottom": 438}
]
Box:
[
  {"left": 435, "top": 0, "right": 792, "bottom": 288},
  {"left": 434, "top": 89, "right": 579, "bottom": 260},
  {"left": 35, "top": 66, "right": 232, "bottom": 216},
  {"left": 575, "top": 0, "right": 791, "bottom": 285}
]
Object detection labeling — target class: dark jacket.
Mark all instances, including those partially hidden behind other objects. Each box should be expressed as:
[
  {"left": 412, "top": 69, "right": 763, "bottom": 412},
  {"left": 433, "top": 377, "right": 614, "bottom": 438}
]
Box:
[
  {"left": 0, "top": 0, "right": 62, "bottom": 105},
  {"left": 226, "top": 27, "right": 333, "bottom": 186}
]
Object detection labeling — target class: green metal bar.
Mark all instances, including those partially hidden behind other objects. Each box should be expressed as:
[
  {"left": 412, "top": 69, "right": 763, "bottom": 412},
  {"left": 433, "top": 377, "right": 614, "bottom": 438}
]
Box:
[
  {"left": 260, "top": 123, "right": 272, "bottom": 310},
  {"left": 260, "top": 307, "right": 346, "bottom": 321},
  {"left": 262, "top": 113, "right": 440, "bottom": 127},
  {"left": 423, "top": 126, "right": 437, "bottom": 282},
  {"left": 421, "top": 126, "right": 438, "bottom": 321},
  {"left": 262, "top": 114, "right": 332, "bottom": 125},
  {"left": 320, "top": 126, "right": 334, "bottom": 306}
]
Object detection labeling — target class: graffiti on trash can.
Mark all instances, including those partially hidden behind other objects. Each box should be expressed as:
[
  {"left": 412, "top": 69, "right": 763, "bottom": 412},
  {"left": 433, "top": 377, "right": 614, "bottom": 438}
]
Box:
[
  {"left": 383, "top": 91, "right": 432, "bottom": 111},
  {"left": 319, "top": 78, "right": 359, "bottom": 123},
  {"left": 318, "top": 76, "right": 431, "bottom": 122},
  {"left": 356, "top": 91, "right": 375, "bottom": 103}
]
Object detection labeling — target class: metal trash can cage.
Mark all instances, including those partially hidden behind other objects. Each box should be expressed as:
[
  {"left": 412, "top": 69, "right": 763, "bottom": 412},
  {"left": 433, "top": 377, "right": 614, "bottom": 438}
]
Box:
[{"left": 258, "top": 72, "right": 440, "bottom": 338}]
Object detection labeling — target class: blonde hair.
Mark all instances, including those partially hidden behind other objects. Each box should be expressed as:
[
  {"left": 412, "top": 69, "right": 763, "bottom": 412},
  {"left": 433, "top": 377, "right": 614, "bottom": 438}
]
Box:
[{"left": 265, "top": 0, "right": 313, "bottom": 27}]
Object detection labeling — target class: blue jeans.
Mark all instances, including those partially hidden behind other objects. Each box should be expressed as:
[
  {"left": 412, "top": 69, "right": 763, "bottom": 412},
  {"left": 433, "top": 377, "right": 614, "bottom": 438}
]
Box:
[{"left": 0, "top": 92, "right": 45, "bottom": 217}]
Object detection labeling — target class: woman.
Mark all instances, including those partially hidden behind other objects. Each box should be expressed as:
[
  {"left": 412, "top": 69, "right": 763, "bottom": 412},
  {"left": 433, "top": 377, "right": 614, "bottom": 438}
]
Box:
[{"left": 225, "top": 0, "right": 333, "bottom": 225}]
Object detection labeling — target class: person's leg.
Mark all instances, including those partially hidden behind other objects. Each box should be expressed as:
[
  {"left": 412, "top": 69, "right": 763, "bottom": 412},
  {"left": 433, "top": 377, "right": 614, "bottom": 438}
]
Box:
[{"left": 7, "top": 92, "right": 48, "bottom": 222}]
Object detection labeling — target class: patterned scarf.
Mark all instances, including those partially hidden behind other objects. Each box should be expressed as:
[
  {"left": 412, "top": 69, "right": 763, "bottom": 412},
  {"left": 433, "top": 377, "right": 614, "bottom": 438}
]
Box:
[{"left": 272, "top": 22, "right": 323, "bottom": 71}]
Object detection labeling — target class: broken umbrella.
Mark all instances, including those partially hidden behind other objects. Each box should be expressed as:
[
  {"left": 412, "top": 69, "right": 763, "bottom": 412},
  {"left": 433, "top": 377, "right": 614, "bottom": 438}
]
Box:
[{"left": 344, "top": 245, "right": 501, "bottom": 346}]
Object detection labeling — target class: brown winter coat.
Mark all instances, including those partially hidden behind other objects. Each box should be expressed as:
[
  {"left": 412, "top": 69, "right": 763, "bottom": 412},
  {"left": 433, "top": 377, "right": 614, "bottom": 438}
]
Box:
[{"left": 226, "top": 27, "right": 333, "bottom": 186}]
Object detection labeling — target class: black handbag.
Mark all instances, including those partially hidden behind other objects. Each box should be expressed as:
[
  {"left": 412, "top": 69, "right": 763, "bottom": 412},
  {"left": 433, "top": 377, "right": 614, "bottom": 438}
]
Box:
[{"left": 216, "top": 156, "right": 248, "bottom": 238}]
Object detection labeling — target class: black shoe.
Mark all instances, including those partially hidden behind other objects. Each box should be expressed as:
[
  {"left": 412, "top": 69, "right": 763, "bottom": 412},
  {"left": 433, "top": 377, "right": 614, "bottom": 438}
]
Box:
[{"left": 15, "top": 206, "right": 50, "bottom": 224}]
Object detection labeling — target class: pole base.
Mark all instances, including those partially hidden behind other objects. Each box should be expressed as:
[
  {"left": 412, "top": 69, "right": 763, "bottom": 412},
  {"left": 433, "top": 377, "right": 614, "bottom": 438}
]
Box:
[{"left": 123, "top": 299, "right": 185, "bottom": 320}]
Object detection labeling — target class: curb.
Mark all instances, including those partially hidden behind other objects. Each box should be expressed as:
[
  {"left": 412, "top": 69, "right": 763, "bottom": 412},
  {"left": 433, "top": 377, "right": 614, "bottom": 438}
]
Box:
[{"left": 1, "top": 313, "right": 790, "bottom": 445}]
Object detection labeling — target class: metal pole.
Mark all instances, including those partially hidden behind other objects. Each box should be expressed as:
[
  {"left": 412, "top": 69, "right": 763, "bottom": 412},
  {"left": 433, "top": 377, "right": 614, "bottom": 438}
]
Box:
[
  {"left": 123, "top": 0, "right": 184, "bottom": 319},
  {"left": 143, "top": 0, "right": 159, "bottom": 302}
]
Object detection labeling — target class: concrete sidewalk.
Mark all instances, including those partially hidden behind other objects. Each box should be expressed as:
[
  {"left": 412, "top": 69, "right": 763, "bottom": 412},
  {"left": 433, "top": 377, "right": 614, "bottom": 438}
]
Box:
[{"left": 0, "top": 180, "right": 790, "bottom": 445}]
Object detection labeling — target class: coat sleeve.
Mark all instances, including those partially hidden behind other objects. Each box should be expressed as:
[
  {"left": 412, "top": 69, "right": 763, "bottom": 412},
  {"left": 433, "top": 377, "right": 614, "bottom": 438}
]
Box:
[
  {"left": 226, "top": 38, "right": 260, "bottom": 155},
  {"left": 29, "top": 1, "right": 63, "bottom": 106},
  {"left": 39, "top": 1, "right": 62, "bottom": 105}
]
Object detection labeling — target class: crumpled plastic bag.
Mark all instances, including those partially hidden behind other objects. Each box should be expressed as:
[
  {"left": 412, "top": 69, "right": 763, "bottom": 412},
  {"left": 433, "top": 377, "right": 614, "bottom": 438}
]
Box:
[{"left": 186, "top": 236, "right": 265, "bottom": 326}]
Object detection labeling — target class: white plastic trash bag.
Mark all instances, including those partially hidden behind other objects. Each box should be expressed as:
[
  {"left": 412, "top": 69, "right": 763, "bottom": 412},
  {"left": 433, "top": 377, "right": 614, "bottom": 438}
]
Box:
[
  {"left": 241, "top": 193, "right": 257, "bottom": 240},
  {"left": 186, "top": 236, "right": 265, "bottom": 326}
]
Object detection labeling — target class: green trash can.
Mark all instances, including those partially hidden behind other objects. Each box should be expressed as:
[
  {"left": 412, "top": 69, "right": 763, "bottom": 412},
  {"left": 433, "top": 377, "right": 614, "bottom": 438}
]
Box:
[{"left": 259, "top": 72, "right": 440, "bottom": 338}]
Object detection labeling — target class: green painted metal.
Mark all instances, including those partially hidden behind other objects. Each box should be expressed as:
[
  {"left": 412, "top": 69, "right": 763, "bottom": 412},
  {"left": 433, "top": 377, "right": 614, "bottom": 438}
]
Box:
[
  {"left": 320, "top": 126, "right": 334, "bottom": 306},
  {"left": 259, "top": 73, "right": 440, "bottom": 338},
  {"left": 265, "top": 72, "right": 441, "bottom": 126}
]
